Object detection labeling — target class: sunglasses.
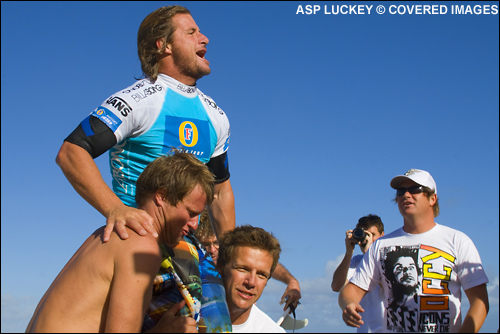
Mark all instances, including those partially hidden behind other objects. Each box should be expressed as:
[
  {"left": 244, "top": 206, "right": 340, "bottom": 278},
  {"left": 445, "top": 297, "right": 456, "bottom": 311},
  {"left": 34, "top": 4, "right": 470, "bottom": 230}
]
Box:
[{"left": 396, "top": 185, "right": 425, "bottom": 196}]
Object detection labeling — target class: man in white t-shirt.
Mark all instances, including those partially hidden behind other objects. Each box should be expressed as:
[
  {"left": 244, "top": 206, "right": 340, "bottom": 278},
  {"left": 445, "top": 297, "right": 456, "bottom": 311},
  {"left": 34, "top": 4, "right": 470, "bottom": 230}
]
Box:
[
  {"left": 339, "top": 169, "right": 489, "bottom": 333},
  {"left": 217, "top": 225, "right": 286, "bottom": 333},
  {"left": 331, "top": 214, "right": 385, "bottom": 332}
]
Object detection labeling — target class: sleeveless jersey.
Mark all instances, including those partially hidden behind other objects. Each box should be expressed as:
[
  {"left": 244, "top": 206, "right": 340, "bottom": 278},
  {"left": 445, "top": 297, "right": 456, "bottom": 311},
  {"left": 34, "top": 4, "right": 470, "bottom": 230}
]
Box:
[{"left": 90, "top": 74, "right": 230, "bottom": 206}]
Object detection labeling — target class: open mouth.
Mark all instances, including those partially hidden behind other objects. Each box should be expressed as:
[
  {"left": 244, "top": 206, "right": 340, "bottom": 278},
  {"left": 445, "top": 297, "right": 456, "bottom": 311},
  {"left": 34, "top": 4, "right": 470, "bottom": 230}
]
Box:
[{"left": 196, "top": 49, "right": 206, "bottom": 58}]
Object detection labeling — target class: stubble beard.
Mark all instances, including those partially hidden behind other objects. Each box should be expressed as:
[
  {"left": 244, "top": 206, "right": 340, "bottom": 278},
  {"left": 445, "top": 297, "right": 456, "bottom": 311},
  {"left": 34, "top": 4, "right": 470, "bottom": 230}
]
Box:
[{"left": 172, "top": 51, "right": 211, "bottom": 83}]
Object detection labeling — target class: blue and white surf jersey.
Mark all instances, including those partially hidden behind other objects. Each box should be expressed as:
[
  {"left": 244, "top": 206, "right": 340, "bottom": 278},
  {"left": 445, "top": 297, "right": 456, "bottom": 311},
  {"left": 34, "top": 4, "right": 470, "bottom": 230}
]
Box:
[{"left": 90, "top": 74, "right": 230, "bottom": 206}]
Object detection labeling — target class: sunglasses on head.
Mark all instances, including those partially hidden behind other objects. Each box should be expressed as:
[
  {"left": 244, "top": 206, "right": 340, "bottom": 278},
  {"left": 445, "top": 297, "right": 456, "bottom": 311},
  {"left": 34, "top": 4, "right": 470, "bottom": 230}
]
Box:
[{"left": 396, "top": 185, "right": 425, "bottom": 196}]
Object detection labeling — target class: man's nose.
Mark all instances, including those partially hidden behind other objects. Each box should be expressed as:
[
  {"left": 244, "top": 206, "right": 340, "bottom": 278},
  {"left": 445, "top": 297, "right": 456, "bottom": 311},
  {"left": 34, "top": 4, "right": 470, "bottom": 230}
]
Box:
[
  {"left": 244, "top": 273, "right": 256, "bottom": 287},
  {"left": 187, "top": 216, "right": 199, "bottom": 229},
  {"left": 199, "top": 32, "right": 209, "bottom": 45}
]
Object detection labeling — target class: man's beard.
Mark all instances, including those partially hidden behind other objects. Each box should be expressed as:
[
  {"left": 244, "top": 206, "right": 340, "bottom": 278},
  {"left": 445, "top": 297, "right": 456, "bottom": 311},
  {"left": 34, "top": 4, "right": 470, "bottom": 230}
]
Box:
[{"left": 172, "top": 51, "right": 210, "bottom": 82}]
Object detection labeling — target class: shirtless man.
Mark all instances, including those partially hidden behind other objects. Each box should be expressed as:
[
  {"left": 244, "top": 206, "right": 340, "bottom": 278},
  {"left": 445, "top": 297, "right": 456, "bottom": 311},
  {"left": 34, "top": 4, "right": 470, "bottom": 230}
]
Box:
[{"left": 26, "top": 153, "right": 213, "bottom": 333}]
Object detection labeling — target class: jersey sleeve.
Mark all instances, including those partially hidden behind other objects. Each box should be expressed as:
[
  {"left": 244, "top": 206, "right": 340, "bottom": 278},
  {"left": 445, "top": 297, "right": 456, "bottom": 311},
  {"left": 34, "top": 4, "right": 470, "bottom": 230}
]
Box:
[
  {"left": 64, "top": 89, "right": 144, "bottom": 158},
  {"left": 64, "top": 115, "right": 117, "bottom": 158},
  {"left": 206, "top": 151, "right": 230, "bottom": 183},
  {"left": 197, "top": 89, "right": 230, "bottom": 159},
  {"left": 91, "top": 79, "right": 166, "bottom": 144}
]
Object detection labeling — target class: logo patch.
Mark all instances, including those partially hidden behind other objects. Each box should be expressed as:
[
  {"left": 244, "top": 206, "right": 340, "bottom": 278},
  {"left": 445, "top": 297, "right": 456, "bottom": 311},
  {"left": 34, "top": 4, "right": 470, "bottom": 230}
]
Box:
[
  {"left": 179, "top": 121, "right": 199, "bottom": 147},
  {"left": 91, "top": 107, "right": 122, "bottom": 132}
]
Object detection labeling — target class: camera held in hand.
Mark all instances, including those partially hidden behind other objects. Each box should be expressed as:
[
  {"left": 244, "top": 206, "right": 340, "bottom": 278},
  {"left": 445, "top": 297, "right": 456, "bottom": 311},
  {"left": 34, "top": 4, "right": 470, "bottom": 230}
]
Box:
[{"left": 352, "top": 227, "right": 367, "bottom": 244}]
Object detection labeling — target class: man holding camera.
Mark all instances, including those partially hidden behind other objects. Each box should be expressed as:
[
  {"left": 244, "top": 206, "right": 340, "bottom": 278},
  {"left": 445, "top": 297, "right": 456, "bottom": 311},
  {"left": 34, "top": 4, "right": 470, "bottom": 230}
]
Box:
[{"left": 331, "top": 214, "right": 385, "bottom": 333}]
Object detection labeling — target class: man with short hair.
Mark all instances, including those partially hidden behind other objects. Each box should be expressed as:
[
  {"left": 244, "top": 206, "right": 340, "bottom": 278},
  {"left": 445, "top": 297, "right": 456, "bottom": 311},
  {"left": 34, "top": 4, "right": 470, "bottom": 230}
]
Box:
[
  {"left": 331, "top": 214, "right": 385, "bottom": 332},
  {"left": 26, "top": 153, "right": 213, "bottom": 333},
  {"left": 339, "top": 169, "right": 489, "bottom": 333},
  {"left": 217, "top": 225, "right": 286, "bottom": 333}
]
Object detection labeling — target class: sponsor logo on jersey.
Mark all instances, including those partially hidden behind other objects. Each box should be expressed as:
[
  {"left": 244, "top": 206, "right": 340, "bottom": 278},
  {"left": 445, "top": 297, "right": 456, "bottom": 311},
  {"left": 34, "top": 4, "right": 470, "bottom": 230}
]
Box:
[
  {"left": 163, "top": 116, "right": 211, "bottom": 161},
  {"left": 91, "top": 107, "right": 122, "bottom": 132},
  {"left": 122, "top": 81, "right": 146, "bottom": 94},
  {"left": 130, "top": 85, "right": 163, "bottom": 102},
  {"left": 106, "top": 96, "right": 133, "bottom": 117},
  {"left": 179, "top": 121, "right": 199, "bottom": 147},
  {"left": 199, "top": 92, "right": 225, "bottom": 115},
  {"left": 177, "top": 83, "right": 196, "bottom": 94}
]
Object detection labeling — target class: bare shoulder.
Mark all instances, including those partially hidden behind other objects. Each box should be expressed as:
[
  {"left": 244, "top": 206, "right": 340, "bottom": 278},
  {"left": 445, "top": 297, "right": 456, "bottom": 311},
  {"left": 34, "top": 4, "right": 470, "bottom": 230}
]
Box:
[
  {"left": 107, "top": 228, "right": 162, "bottom": 271},
  {"left": 109, "top": 228, "right": 160, "bottom": 252}
]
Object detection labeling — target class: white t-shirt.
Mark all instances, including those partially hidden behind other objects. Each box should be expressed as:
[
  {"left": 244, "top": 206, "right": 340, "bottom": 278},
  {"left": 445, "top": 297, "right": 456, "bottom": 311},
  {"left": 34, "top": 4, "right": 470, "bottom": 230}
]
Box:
[
  {"left": 232, "top": 304, "right": 286, "bottom": 333},
  {"left": 348, "top": 254, "right": 384, "bottom": 333},
  {"left": 351, "top": 223, "right": 488, "bottom": 333}
]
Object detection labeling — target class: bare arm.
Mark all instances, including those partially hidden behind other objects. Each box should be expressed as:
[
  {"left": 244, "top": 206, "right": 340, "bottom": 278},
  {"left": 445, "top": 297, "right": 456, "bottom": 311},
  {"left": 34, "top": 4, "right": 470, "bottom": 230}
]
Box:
[
  {"left": 338, "top": 282, "right": 367, "bottom": 328},
  {"left": 272, "top": 263, "right": 302, "bottom": 311},
  {"left": 104, "top": 235, "right": 160, "bottom": 332},
  {"left": 56, "top": 142, "right": 156, "bottom": 241},
  {"left": 208, "top": 179, "right": 235, "bottom": 239},
  {"left": 332, "top": 252, "right": 353, "bottom": 292},
  {"left": 332, "top": 230, "right": 356, "bottom": 292},
  {"left": 459, "top": 284, "right": 489, "bottom": 333}
]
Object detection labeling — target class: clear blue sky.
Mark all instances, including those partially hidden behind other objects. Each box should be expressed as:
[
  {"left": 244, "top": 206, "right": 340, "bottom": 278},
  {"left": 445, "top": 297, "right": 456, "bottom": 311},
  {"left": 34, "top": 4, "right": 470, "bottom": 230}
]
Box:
[{"left": 1, "top": 1, "right": 498, "bottom": 332}]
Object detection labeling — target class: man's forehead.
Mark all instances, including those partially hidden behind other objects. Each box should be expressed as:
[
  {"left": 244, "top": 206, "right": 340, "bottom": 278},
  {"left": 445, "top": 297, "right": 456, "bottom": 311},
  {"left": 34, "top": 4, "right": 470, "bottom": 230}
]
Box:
[
  {"left": 366, "top": 225, "right": 380, "bottom": 234},
  {"left": 172, "top": 13, "right": 198, "bottom": 30}
]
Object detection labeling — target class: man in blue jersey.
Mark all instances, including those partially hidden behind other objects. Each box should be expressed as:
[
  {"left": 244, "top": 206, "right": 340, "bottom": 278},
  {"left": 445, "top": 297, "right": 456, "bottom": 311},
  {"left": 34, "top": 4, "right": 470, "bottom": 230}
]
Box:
[{"left": 56, "top": 4, "right": 300, "bottom": 314}]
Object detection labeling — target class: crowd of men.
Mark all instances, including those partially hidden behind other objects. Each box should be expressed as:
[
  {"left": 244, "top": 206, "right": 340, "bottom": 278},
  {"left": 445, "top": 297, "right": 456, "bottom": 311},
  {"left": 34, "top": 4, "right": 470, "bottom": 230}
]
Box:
[{"left": 25, "top": 5, "right": 489, "bottom": 333}]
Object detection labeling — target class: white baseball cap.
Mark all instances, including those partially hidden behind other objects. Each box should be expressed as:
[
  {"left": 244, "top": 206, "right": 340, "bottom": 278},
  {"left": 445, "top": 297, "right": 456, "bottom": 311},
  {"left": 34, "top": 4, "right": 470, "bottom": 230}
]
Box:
[{"left": 390, "top": 169, "right": 437, "bottom": 195}]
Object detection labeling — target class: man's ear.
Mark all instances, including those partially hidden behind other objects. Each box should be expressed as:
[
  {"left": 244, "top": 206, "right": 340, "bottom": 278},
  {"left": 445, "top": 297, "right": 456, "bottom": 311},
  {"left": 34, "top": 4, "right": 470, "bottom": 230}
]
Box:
[
  {"left": 429, "top": 193, "right": 437, "bottom": 206},
  {"left": 156, "top": 38, "right": 172, "bottom": 55},
  {"left": 154, "top": 191, "right": 165, "bottom": 206}
]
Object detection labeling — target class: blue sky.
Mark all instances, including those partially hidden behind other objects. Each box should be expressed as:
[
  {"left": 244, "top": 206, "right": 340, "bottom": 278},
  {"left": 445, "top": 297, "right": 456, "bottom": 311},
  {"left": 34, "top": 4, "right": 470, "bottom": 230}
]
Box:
[{"left": 1, "top": 1, "right": 498, "bottom": 332}]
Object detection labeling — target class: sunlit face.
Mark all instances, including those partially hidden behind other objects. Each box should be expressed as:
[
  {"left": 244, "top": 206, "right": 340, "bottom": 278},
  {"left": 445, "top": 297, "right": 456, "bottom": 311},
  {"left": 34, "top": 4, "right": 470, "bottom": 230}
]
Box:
[
  {"left": 397, "top": 180, "right": 435, "bottom": 218},
  {"left": 168, "top": 13, "right": 210, "bottom": 83},
  {"left": 161, "top": 184, "right": 207, "bottom": 247},
  {"left": 200, "top": 235, "right": 219, "bottom": 264},
  {"left": 393, "top": 256, "right": 418, "bottom": 287},
  {"left": 222, "top": 246, "right": 273, "bottom": 324}
]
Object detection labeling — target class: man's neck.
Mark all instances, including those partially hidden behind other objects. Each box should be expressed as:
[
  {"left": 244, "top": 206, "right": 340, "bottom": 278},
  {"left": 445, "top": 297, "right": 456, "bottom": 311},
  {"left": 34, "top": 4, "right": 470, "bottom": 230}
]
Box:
[
  {"left": 138, "top": 203, "right": 163, "bottom": 243},
  {"left": 158, "top": 68, "right": 198, "bottom": 86},
  {"left": 230, "top": 305, "right": 253, "bottom": 326},
  {"left": 402, "top": 215, "right": 436, "bottom": 234}
]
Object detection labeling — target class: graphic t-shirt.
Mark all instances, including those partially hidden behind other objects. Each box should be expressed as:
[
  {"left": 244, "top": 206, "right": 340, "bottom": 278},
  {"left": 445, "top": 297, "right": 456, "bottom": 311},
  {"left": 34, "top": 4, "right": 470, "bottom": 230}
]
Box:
[
  {"left": 351, "top": 223, "right": 488, "bottom": 333},
  {"left": 142, "top": 234, "right": 232, "bottom": 333},
  {"left": 348, "top": 254, "right": 384, "bottom": 333},
  {"left": 90, "top": 74, "right": 230, "bottom": 206}
]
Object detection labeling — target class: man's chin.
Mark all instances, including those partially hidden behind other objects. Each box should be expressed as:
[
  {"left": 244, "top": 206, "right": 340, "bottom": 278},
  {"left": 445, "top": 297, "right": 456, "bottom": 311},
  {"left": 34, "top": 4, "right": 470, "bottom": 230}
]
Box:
[{"left": 196, "top": 65, "right": 211, "bottom": 79}]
